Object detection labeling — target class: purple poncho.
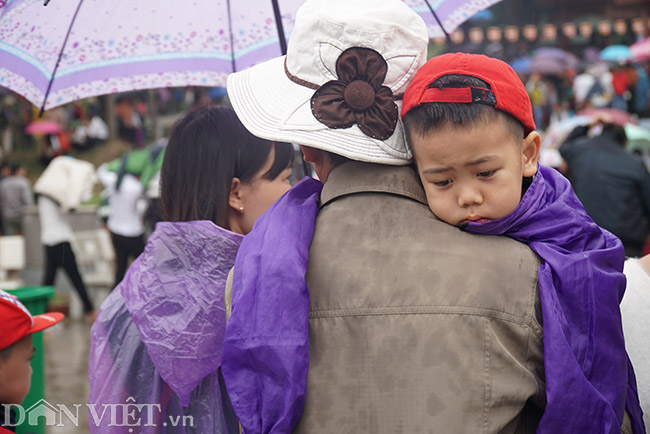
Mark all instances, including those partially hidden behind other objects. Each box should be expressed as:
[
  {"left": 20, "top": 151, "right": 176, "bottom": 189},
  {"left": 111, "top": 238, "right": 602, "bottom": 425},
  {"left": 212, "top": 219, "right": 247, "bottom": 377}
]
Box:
[
  {"left": 89, "top": 221, "right": 243, "bottom": 434},
  {"left": 222, "top": 168, "right": 645, "bottom": 434}
]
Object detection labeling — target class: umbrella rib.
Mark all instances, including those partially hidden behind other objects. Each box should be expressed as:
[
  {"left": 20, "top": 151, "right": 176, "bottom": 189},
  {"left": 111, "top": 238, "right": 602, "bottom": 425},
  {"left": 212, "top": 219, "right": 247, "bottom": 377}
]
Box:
[
  {"left": 422, "top": 0, "right": 451, "bottom": 44},
  {"left": 271, "top": 0, "right": 288, "bottom": 55},
  {"left": 226, "top": 0, "right": 236, "bottom": 73},
  {"left": 39, "top": 0, "right": 85, "bottom": 117}
]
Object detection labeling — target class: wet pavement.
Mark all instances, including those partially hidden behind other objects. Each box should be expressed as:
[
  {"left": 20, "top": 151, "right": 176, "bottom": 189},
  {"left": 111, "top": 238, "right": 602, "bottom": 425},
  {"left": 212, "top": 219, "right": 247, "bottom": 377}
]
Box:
[{"left": 44, "top": 319, "right": 92, "bottom": 434}]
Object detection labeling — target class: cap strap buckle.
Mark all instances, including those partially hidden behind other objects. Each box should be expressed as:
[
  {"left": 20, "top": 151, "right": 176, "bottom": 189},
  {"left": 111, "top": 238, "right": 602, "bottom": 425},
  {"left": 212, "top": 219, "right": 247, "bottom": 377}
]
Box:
[{"left": 420, "top": 86, "right": 497, "bottom": 106}]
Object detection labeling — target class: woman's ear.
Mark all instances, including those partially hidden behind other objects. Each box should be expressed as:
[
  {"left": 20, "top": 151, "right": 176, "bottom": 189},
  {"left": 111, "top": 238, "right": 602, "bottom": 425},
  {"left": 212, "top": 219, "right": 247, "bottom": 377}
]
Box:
[
  {"left": 228, "top": 177, "right": 244, "bottom": 213},
  {"left": 522, "top": 131, "right": 541, "bottom": 177}
]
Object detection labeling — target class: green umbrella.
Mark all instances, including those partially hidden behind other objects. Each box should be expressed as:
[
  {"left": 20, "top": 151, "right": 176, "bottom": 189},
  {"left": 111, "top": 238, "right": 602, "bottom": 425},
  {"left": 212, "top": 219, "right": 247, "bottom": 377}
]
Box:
[{"left": 107, "top": 144, "right": 166, "bottom": 188}]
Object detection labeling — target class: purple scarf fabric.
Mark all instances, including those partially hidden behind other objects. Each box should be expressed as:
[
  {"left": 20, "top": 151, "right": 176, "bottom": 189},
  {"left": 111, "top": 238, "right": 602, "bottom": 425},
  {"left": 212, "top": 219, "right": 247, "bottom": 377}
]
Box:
[
  {"left": 222, "top": 169, "right": 645, "bottom": 434},
  {"left": 464, "top": 165, "right": 644, "bottom": 434},
  {"left": 221, "top": 178, "right": 323, "bottom": 434}
]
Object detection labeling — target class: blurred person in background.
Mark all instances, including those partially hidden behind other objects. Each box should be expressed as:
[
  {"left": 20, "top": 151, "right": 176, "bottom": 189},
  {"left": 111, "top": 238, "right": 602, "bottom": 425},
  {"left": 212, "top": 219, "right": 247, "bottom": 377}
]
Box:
[
  {"left": 0, "top": 163, "right": 33, "bottom": 235},
  {"left": 561, "top": 115, "right": 650, "bottom": 257},
  {"left": 0, "top": 96, "right": 17, "bottom": 158},
  {"left": 97, "top": 160, "right": 147, "bottom": 289},
  {"left": 611, "top": 63, "right": 631, "bottom": 111},
  {"left": 630, "top": 63, "right": 649, "bottom": 117},
  {"left": 34, "top": 156, "right": 97, "bottom": 320},
  {"left": 115, "top": 96, "right": 145, "bottom": 148}
]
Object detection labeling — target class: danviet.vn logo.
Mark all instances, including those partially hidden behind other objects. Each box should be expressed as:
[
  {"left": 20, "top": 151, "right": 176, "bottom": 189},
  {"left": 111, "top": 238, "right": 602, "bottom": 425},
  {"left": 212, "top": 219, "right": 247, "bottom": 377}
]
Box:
[{"left": 2, "top": 397, "right": 194, "bottom": 430}]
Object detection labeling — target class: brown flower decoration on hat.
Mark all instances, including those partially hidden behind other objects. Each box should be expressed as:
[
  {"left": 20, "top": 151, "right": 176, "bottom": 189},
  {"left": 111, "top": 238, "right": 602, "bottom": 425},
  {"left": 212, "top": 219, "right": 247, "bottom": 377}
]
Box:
[{"left": 311, "top": 47, "right": 398, "bottom": 141}]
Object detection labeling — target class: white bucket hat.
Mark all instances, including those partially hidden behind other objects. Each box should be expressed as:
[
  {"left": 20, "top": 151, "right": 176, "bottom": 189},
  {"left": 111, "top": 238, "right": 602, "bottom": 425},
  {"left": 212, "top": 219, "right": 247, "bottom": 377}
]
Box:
[{"left": 227, "top": 0, "right": 429, "bottom": 165}]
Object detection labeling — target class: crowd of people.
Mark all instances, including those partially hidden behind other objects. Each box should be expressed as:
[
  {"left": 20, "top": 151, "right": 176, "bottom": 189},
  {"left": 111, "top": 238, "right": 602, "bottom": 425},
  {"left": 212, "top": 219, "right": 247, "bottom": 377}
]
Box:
[{"left": 1, "top": 0, "right": 650, "bottom": 433}]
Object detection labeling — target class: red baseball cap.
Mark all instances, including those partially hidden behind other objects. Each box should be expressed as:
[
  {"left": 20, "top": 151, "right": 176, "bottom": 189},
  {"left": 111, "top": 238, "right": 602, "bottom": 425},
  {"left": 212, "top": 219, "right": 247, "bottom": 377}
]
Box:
[
  {"left": 401, "top": 53, "right": 536, "bottom": 136},
  {"left": 0, "top": 289, "right": 64, "bottom": 351}
]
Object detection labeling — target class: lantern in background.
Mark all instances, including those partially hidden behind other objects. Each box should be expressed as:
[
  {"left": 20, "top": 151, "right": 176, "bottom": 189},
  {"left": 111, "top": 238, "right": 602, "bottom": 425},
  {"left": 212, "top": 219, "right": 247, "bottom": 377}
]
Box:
[
  {"left": 487, "top": 26, "right": 502, "bottom": 42},
  {"left": 597, "top": 20, "right": 611, "bottom": 36},
  {"left": 563, "top": 22, "right": 577, "bottom": 38},
  {"left": 469, "top": 27, "right": 484, "bottom": 44},
  {"left": 614, "top": 19, "right": 627, "bottom": 35},
  {"left": 543, "top": 24, "right": 557, "bottom": 40},
  {"left": 451, "top": 29, "right": 465, "bottom": 44},
  {"left": 523, "top": 25, "right": 538, "bottom": 41},
  {"left": 504, "top": 26, "right": 519, "bottom": 42},
  {"left": 579, "top": 21, "right": 593, "bottom": 38}
]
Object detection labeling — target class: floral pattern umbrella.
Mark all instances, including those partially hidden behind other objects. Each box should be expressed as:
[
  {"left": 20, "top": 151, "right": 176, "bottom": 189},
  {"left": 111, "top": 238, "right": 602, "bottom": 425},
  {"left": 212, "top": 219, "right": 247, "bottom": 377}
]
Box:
[
  {"left": 0, "top": 0, "right": 303, "bottom": 111},
  {"left": 403, "top": 0, "right": 503, "bottom": 39},
  {"left": 0, "top": 0, "right": 501, "bottom": 112}
]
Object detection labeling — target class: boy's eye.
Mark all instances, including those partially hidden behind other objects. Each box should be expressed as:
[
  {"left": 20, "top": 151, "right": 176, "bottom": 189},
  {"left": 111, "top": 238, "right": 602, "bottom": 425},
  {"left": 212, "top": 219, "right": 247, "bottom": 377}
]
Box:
[
  {"left": 477, "top": 170, "right": 496, "bottom": 178},
  {"left": 434, "top": 179, "right": 452, "bottom": 187}
]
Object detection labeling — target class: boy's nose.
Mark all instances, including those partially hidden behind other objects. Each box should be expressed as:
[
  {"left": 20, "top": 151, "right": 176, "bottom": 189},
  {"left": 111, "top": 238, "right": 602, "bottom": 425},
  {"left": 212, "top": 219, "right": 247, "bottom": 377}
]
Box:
[{"left": 457, "top": 187, "right": 483, "bottom": 207}]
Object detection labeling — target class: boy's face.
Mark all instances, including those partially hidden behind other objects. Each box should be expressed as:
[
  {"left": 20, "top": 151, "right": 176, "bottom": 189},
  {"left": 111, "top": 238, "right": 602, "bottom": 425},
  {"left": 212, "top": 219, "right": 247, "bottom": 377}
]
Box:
[
  {"left": 0, "top": 335, "right": 34, "bottom": 405},
  {"left": 410, "top": 119, "right": 539, "bottom": 226}
]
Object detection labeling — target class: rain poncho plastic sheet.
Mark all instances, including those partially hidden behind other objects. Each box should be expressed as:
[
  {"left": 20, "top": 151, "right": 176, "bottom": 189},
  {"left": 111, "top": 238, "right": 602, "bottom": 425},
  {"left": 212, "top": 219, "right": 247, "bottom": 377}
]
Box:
[
  {"left": 222, "top": 170, "right": 645, "bottom": 434},
  {"left": 89, "top": 221, "right": 243, "bottom": 434}
]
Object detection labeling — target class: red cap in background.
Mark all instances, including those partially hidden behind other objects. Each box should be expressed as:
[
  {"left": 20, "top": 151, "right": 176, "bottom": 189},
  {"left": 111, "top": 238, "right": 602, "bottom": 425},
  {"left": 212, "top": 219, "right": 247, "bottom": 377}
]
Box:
[{"left": 0, "top": 289, "right": 64, "bottom": 351}]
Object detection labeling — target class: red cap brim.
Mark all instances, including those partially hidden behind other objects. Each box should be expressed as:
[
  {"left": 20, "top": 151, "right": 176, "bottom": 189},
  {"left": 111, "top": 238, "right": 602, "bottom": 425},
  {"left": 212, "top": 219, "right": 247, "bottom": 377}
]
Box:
[{"left": 30, "top": 312, "right": 65, "bottom": 334}]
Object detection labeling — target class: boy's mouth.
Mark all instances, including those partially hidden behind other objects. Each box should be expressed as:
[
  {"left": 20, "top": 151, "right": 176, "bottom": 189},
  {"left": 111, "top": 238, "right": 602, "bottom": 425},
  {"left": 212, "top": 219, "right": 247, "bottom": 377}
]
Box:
[{"left": 461, "top": 216, "right": 490, "bottom": 225}]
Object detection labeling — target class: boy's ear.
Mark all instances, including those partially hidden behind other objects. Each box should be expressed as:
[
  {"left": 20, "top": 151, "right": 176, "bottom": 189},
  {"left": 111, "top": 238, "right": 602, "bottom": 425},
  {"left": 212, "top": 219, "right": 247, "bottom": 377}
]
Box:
[{"left": 522, "top": 131, "right": 541, "bottom": 177}]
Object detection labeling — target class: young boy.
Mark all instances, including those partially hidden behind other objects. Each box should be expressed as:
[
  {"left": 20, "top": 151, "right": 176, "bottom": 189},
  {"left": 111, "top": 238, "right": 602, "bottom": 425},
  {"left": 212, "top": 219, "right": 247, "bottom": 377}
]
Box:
[
  {"left": 0, "top": 289, "right": 63, "bottom": 433},
  {"left": 401, "top": 53, "right": 645, "bottom": 434}
]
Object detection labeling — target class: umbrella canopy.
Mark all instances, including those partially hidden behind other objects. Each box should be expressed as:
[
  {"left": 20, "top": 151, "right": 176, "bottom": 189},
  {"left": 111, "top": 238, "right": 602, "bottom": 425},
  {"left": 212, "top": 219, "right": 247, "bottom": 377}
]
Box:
[
  {"left": 510, "top": 57, "right": 532, "bottom": 74},
  {"left": 1, "top": 0, "right": 502, "bottom": 112},
  {"left": 630, "top": 37, "right": 650, "bottom": 62},
  {"left": 534, "top": 47, "right": 571, "bottom": 61},
  {"left": 469, "top": 9, "right": 493, "bottom": 21},
  {"left": 0, "top": 0, "right": 304, "bottom": 112},
  {"left": 530, "top": 47, "right": 579, "bottom": 75},
  {"left": 541, "top": 115, "right": 592, "bottom": 150},
  {"left": 600, "top": 45, "right": 632, "bottom": 62},
  {"left": 578, "top": 108, "right": 637, "bottom": 126},
  {"left": 404, "top": 0, "right": 502, "bottom": 39},
  {"left": 24, "top": 119, "right": 62, "bottom": 135},
  {"left": 529, "top": 56, "right": 565, "bottom": 75}
]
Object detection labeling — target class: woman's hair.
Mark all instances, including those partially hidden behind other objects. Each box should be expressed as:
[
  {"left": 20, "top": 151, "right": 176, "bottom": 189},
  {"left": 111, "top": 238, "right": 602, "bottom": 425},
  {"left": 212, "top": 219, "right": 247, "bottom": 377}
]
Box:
[{"left": 160, "top": 106, "right": 294, "bottom": 228}]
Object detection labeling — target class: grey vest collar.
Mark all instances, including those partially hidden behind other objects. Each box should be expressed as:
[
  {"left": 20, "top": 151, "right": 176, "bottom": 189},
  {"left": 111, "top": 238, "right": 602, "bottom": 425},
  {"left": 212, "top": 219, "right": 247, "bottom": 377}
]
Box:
[{"left": 320, "top": 162, "right": 428, "bottom": 207}]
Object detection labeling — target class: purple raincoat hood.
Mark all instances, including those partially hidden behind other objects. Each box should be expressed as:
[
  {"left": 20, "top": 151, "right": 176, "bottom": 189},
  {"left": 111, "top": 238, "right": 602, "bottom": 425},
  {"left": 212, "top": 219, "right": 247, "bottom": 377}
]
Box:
[{"left": 121, "top": 220, "right": 243, "bottom": 406}]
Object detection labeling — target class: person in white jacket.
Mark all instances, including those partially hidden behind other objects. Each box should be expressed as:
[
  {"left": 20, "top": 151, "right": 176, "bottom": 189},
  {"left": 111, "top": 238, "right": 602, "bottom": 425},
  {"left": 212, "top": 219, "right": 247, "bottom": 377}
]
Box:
[
  {"left": 97, "top": 163, "right": 146, "bottom": 289},
  {"left": 34, "top": 156, "right": 97, "bottom": 319}
]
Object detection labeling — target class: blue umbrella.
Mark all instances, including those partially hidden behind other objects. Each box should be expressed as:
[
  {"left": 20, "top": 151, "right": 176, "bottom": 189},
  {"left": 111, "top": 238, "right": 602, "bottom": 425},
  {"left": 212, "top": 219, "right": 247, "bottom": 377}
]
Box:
[
  {"left": 510, "top": 57, "right": 532, "bottom": 74},
  {"left": 470, "top": 9, "right": 494, "bottom": 21},
  {"left": 600, "top": 45, "right": 632, "bottom": 62}
]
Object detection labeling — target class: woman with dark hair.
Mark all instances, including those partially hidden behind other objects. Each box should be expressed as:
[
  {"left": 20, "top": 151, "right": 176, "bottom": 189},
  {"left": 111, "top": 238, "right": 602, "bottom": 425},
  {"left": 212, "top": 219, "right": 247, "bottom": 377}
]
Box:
[{"left": 88, "top": 106, "right": 294, "bottom": 434}]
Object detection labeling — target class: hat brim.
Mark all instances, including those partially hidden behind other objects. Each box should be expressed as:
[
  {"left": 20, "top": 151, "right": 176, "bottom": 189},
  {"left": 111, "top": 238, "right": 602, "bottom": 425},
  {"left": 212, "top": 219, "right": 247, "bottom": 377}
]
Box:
[
  {"left": 227, "top": 56, "right": 412, "bottom": 165},
  {"left": 30, "top": 312, "right": 64, "bottom": 334}
]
